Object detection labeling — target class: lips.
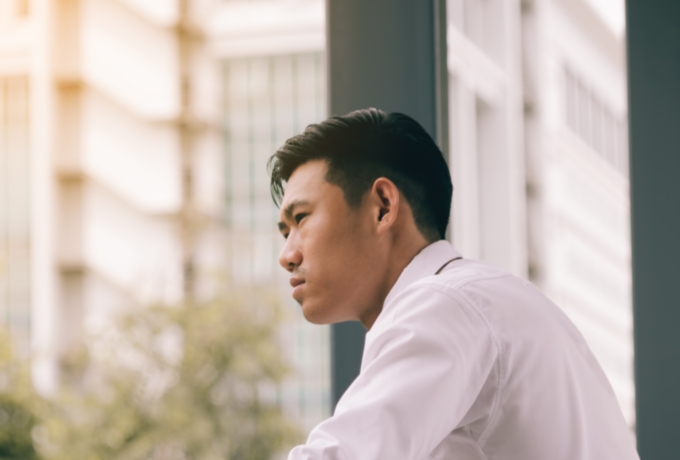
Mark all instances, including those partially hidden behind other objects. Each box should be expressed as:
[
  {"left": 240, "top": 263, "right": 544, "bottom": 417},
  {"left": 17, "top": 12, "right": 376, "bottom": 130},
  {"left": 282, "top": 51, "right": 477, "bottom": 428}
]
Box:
[
  {"left": 290, "top": 277, "right": 305, "bottom": 288},
  {"left": 290, "top": 278, "right": 305, "bottom": 303}
]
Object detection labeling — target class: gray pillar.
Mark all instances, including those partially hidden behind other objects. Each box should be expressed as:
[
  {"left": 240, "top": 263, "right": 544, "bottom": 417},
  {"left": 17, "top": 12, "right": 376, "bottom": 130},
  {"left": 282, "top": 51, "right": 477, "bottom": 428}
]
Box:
[
  {"left": 626, "top": 1, "right": 680, "bottom": 457},
  {"left": 326, "top": 0, "right": 447, "bottom": 410}
]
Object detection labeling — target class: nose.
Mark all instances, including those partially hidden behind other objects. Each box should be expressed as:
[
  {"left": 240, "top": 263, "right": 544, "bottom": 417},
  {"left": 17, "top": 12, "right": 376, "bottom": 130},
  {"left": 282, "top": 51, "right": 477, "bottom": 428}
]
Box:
[{"left": 279, "top": 236, "right": 303, "bottom": 273}]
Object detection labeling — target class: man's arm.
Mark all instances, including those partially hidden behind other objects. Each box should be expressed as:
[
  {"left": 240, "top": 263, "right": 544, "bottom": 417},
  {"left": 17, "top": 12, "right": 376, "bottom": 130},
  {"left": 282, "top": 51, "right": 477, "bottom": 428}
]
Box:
[{"left": 289, "top": 285, "right": 499, "bottom": 460}]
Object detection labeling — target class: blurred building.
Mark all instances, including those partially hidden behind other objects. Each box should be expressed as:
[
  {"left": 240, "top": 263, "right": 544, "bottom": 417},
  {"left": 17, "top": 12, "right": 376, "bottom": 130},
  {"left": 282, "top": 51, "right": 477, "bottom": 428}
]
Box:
[
  {"left": 0, "top": 2, "right": 36, "bottom": 354},
  {"left": 0, "top": 0, "right": 632, "bottom": 437},
  {"left": 447, "top": 0, "right": 633, "bottom": 424},
  {"left": 0, "top": 0, "right": 223, "bottom": 387},
  {"left": 0, "top": 0, "right": 330, "bottom": 434},
  {"left": 207, "top": 0, "right": 330, "bottom": 431}
]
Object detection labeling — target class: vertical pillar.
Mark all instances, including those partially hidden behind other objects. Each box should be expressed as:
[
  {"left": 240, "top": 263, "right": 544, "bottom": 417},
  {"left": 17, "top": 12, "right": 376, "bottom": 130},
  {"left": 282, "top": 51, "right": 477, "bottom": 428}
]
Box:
[
  {"left": 626, "top": 0, "right": 680, "bottom": 457},
  {"left": 326, "top": 0, "right": 447, "bottom": 409},
  {"left": 31, "top": 0, "right": 59, "bottom": 395},
  {"left": 178, "top": 0, "right": 196, "bottom": 300}
]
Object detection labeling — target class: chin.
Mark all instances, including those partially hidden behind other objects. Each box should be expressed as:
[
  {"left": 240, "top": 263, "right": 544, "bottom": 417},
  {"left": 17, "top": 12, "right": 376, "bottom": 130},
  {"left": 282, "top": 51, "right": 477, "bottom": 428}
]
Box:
[
  {"left": 298, "top": 300, "right": 332, "bottom": 324},
  {"left": 301, "top": 300, "right": 353, "bottom": 325},
  {"left": 301, "top": 306, "right": 331, "bottom": 325}
]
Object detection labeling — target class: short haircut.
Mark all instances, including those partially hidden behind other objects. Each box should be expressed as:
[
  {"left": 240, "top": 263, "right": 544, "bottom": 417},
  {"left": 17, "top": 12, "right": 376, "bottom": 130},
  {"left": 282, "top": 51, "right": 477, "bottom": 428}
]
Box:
[{"left": 268, "top": 108, "right": 453, "bottom": 241}]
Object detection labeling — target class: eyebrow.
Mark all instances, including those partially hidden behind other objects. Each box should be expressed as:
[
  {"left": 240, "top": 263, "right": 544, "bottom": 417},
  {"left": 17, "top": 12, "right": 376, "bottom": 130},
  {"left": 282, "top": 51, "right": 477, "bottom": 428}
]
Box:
[{"left": 277, "top": 199, "right": 310, "bottom": 231}]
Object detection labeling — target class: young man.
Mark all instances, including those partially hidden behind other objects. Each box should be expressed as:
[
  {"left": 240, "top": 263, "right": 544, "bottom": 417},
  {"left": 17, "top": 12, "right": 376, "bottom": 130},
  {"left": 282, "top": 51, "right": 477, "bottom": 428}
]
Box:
[{"left": 269, "top": 108, "right": 639, "bottom": 459}]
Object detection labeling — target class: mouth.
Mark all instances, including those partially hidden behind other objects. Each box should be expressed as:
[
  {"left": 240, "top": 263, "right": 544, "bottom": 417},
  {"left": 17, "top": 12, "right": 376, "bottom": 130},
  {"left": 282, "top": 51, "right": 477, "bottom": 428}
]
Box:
[
  {"left": 289, "top": 277, "right": 305, "bottom": 288},
  {"left": 290, "top": 278, "right": 305, "bottom": 302}
]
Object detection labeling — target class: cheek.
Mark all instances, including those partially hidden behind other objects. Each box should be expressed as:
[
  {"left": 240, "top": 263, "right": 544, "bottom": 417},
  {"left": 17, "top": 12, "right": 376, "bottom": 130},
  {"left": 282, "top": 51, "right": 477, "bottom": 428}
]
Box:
[
  {"left": 315, "top": 222, "right": 364, "bottom": 266},
  {"left": 303, "top": 216, "right": 354, "bottom": 259},
  {"left": 300, "top": 224, "right": 378, "bottom": 322},
  {"left": 308, "top": 226, "right": 371, "bottom": 293}
]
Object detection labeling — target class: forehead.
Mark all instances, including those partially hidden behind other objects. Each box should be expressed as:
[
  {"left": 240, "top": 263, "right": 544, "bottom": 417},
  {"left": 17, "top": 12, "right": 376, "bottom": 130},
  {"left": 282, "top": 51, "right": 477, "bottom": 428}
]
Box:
[{"left": 280, "top": 160, "right": 329, "bottom": 206}]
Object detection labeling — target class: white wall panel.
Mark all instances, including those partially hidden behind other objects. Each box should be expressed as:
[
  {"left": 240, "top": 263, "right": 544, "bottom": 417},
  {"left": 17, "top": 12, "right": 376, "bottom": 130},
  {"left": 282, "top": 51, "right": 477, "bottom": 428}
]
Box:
[
  {"left": 81, "top": 0, "right": 179, "bottom": 119},
  {"left": 81, "top": 89, "right": 181, "bottom": 213},
  {"left": 82, "top": 181, "right": 182, "bottom": 304}
]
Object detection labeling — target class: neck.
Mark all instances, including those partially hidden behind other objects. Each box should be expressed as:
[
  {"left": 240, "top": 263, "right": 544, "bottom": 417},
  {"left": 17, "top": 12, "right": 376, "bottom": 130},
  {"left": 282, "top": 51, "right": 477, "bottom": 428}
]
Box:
[{"left": 359, "top": 234, "right": 432, "bottom": 330}]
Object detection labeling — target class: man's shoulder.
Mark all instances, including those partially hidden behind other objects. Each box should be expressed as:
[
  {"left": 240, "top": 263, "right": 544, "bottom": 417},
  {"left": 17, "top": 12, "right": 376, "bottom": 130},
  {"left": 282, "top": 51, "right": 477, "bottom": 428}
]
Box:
[
  {"left": 415, "top": 258, "right": 515, "bottom": 294},
  {"left": 380, "top": 259, "right": 512, "bottom": 321},
  {"left": 374, "top": 259, "right": 505, "bottom": 346},
  {"left": 405, "top": 258, "right": 553, "bottom": 323}
]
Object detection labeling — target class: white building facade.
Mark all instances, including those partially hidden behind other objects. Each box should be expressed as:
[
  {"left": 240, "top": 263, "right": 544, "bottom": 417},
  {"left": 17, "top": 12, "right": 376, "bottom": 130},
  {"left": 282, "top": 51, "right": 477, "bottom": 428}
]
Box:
[
  {"left": 446, "top": 0, "right": 633, "bottom": 426},
  {"left": 0, "top": 0, "right": 633, "bottom": 435}
]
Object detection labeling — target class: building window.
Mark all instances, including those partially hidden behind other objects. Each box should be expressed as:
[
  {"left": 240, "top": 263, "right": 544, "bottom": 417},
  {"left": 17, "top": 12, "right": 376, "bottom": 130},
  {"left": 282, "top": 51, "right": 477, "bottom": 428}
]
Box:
[
  {"left": 448, "top": 0, "right": 505, "bottom": 64},
  {"left": 0, "top": 76, "right": 31, "bottom": 349},
  {"left": 564, "top": 68, "right": 629, "bottom": 175},
  {"left": 222, "top": 53, "right": 330, "bottom": 430},
  {"left": 223, "top": 53, "right": 325, "bottom": 235}
]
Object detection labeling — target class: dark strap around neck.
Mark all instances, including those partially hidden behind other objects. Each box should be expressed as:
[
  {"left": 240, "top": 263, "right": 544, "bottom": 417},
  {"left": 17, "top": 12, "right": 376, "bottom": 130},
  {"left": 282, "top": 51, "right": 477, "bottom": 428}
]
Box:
[{"left": 435, "top": 256, "right": 463, "bottom": 275}]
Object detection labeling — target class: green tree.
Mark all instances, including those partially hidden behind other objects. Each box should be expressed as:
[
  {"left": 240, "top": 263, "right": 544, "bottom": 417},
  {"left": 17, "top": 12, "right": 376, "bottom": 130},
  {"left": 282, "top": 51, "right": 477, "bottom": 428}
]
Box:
[{"left": 35, "top": 289, "right": 300, "bottom": 460}]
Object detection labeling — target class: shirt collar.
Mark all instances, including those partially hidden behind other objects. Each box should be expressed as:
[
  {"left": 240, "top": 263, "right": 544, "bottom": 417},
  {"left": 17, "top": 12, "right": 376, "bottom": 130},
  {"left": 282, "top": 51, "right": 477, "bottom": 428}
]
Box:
[{"left": 382, "top": 239, "right": 462, "bottom": 308}]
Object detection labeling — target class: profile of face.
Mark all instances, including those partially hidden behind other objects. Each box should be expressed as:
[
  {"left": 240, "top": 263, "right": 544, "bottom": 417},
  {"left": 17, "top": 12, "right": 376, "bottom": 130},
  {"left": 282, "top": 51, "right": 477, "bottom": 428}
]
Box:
[{"left": 277, "top": 160, "right": 392, "bottom": 326}]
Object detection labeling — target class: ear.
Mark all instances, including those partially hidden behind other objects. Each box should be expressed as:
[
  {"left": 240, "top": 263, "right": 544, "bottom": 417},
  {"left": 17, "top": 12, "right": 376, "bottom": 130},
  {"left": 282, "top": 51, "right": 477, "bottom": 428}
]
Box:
[{"left": 368, "top": 177, "right": 401, "bottom": 235}]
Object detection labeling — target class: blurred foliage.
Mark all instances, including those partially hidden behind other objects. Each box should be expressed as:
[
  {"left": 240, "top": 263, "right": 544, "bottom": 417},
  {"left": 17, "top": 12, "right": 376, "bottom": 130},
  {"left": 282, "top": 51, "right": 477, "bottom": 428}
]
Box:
[
  {"left": 0, "top": 333, "right": 40, "bottom": 460},
  {"left": 1, "top": 289, "right": 300, "bottom": 460}
]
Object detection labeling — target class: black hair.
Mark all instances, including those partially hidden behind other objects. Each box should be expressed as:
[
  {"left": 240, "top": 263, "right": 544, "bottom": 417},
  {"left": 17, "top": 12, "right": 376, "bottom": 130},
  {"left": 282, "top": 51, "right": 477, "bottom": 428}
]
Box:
[{"left": 268, "top": 108, "right": 452, "bottom": 241}]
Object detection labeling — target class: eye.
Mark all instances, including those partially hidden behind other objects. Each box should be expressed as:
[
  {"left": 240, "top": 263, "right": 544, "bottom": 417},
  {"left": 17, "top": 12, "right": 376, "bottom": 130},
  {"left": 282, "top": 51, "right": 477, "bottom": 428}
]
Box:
[{"left": 294, "top": 213, "right": 307, "bottom": 224}]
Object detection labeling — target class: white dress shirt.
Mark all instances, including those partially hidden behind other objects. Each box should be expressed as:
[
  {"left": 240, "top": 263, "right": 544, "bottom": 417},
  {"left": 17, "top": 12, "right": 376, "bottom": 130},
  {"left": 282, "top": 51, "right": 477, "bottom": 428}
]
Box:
[{"left": 289, "top": 240, "right": 639, "bottom": 460}]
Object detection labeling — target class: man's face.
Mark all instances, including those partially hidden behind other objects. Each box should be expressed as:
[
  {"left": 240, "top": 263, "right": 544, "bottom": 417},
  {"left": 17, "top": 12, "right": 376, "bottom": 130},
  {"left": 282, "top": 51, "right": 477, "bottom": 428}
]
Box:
[{"left": 277, "top": 160, "right": 382, "bottom": 324}]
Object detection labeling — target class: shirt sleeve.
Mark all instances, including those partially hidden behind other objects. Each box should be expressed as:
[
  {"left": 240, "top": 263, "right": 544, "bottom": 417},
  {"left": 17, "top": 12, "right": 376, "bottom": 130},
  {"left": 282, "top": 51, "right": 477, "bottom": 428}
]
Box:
[{"left": 288, "top": 284, "right": 499, "bottom": 460}]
